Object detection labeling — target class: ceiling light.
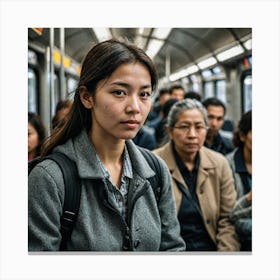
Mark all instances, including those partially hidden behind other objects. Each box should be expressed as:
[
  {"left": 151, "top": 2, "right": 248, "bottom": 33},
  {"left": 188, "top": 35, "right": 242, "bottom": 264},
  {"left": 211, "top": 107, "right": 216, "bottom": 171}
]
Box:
[
  {"left": 146, "top": 28, "right": 172, "bottom": 59},
  {"left": 146, "top": 40, "right": 164, "bottom": 59},
  {"left": 153, "top": 28, "right": 172, "bottom": 39},
  {"left": 93, "top": 28, "right": 111, "bottom": 42},
  {"left": 197, "top": 57, "right": 217, "bottom": 69},
  {"left": 244, "top": 39, "right": 252, "bottom": 50},
  {"left": 216, "top": 45, "right": 244, "bottom": 62},
  {"left": 169, "top": 65, "right": 199, "bottom": 82}
]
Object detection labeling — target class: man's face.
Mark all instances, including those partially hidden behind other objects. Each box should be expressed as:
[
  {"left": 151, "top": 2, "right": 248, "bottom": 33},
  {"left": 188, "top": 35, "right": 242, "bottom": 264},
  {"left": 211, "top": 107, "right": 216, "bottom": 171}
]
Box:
[{"left": 206, "top": 105, "right": 225, "bottom": 134}]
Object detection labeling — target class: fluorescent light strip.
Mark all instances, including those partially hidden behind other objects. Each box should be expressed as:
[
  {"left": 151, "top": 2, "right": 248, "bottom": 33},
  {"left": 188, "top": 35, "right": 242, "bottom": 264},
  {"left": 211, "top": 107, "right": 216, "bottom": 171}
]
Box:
[
  {"left": 146, "top": 40, "right": 164, "bottom": 59},
  {"left": 216, "top": 45, "right": 244, "bottom": 62},
  {"left": 197, "top": 57, "right": 217, "bottom": 69},
  {"left": 169, "top": 65, "right": 199, "bottom": 82},
  {"left": 153, "top": 28, "right": 172, "bottom": 39},
  {"left": 146, "top": 28, "right": 172, "bottom": 59},
  {"left": 93, "top": 28, "right": 111, "bottom": 42},
  {"left": 244, "top": 39, "right": 252, "bottom": 50}
]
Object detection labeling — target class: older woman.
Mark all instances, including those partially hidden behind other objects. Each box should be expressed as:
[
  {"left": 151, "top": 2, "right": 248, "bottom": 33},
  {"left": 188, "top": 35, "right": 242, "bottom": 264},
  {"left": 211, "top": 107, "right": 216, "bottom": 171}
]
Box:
[{"left": 153, "top": 99, "right": 240, "bottom": 251}]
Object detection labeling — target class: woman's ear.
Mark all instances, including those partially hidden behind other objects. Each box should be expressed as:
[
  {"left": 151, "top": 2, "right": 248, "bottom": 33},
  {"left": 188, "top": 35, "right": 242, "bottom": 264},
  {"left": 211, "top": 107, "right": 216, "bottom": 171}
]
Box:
[
  {"left": 239, "top": 131, "right": 246, "bottom": 142},
  {"left": 79, "top": 86, "right": 94, "bottom": 109},
  {"left": 166, "top": 125, "right": 173, "bottom": 140}
]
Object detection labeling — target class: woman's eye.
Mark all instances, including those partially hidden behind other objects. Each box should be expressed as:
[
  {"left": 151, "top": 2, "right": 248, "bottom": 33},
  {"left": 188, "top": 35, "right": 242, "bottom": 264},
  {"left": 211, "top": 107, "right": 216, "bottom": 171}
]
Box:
[
  {"left": 140, "top": 91, "right": 151, "bottom": 98},
  {"left": 113, "top": 90, "right": 126, "bottom": 97}
]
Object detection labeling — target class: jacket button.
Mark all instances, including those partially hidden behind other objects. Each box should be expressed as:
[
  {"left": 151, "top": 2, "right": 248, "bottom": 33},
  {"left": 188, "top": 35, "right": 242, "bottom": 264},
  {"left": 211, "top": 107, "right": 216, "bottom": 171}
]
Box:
[
  {"left": 134, "top": 240, "right": 140, "bottom": 249},
  {"left": 206, "top": 219, "right": 210, "bottom": 224},
  {"left": 200, "top": 189, "right": 204, "bottom": 194}
]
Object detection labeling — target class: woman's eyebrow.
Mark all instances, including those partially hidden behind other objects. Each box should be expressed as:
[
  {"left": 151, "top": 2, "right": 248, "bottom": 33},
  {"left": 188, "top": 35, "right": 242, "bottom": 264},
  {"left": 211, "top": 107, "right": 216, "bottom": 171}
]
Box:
[{"left": 110, "top": 81, "right": 152, "bottom": 90}]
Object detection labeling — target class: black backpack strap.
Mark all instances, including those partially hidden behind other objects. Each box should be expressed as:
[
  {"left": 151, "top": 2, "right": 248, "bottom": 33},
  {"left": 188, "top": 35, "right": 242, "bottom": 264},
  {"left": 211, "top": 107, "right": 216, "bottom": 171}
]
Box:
[
  {"left": 138, "top": 147, "right": 162, "bottom": 203},
  {"left": 44, "top": 152, "right": 81, "bottom": 251}
]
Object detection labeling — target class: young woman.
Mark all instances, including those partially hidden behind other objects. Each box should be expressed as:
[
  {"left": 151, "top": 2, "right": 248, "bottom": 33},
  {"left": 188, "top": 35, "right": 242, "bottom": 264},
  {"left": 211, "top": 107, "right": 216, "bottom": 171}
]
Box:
[
  {"left": 28, "top": 39, "right": 185, "bottom": 252},
  {"left": 153, "top": 99, "right": 240, "bottom": 251},
  {"left": 28, "top": 112, "right": 46, "bottom": 161}
]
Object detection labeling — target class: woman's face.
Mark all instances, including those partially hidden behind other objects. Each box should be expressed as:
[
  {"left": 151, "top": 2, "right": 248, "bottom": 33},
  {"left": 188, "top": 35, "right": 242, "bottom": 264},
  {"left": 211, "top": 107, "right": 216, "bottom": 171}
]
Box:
[
  {"left": 88, "top": 62, "right": 152, "bottom": 141},
  {"left": 28, "top": 122, "right": 39, "bottom": 153},
  {"left": 241, "top": 130, "right": 252, "bottom": 153},
  {"left": 168, "top": 109, "right": 207, "bottom": 157}
]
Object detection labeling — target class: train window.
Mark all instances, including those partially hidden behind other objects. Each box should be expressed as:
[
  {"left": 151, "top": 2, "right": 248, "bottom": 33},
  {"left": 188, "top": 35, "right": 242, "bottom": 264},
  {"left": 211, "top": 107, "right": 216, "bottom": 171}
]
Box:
[
  {"left": 190, "top": 74, "right": 199, "bottom": 92},
  {"left": 202, "top": 69, "right": 212, "bottom": 78},
  {"left": 28, "top": 49, "right": 38, "bottom": 66},
  {"left": 204, "top": 81, "right": 214, "bottom": 99},
  {"left": 66, "top": 76, "right": 78, "bottom": 99},
  {"left": 28, "top": 68, "right": 38, "bottom": 113},
  {"left": 212, "top": 66, "right": 221, "bottom": 74},
  {"left": 216, "top": 80, "right": 227, "bottom": 104},
  {"left": 243, "top": 75, "right": 252, "bottom": 112}
]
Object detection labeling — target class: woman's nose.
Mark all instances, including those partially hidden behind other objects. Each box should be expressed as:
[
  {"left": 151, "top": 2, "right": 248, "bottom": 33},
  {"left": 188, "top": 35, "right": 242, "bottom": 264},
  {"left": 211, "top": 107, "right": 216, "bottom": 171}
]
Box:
[{"left": 126, "top": 95, "right": 140, "bottom": 113}]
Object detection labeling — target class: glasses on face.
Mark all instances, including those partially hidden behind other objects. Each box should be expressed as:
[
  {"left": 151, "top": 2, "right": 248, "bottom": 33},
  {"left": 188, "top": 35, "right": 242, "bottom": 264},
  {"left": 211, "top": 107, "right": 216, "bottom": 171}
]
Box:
[{"left": 173, "top": 124, "right": 208, "bottom": 134}]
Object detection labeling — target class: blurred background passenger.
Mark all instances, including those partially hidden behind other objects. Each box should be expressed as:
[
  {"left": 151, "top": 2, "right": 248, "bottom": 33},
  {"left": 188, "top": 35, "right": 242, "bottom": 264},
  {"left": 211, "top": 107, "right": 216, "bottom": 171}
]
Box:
[
  {"left": 226, "top": 110, "right": 252, "bottom": 251},
  {"left": 146, "top": 87, "right": 171, "bottom": 129},
  {"left": 28, "top": 112, "right": 46, "bottom": 161},
  {"left": 184, "top": 91, "right": 202, "bottom": 102},
  {"left": 154, "top": 98, "right": 178, "bottom": 148},
  {"left": 52, "top": 99, "right": 73, "bottom": 130},
  {"left": 202, "top": 97, "right": 234, "bottom": 155},
  {"left": 154, "top": 99, "right": 240, "bottom": 251},
  {"left": 132, "top": 125, "right": 157, "bottom": 150},
  {"left": 169, "top": 84, "right": 185, "bottom": 101}
]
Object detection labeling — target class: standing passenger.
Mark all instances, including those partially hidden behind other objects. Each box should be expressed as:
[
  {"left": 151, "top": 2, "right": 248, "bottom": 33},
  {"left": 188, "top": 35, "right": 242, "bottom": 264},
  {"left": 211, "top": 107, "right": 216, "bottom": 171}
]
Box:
[
  {"left": 202, "top": 97, "right": 234, "bottom": 155},
  {"left": 227, "top": 110, "right": 252, "bottom": 251},
  {"left": 153, "top": 99, "right": 240, "bottom": 251},
  {"left": 28, "top": 39, "right": 185, "bottom": 252},
  {"left": 28, "top": 112, "right": 46, "bottom": 162},
  {"left": 170, "top": 84, "right": 185, "bottom": 101}
]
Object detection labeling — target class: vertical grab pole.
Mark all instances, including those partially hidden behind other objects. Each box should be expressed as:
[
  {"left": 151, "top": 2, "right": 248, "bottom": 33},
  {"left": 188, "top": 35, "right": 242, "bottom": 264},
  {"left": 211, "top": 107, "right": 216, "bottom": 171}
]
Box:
[
  {"left": 49, "top": 28, "right": 55, "bottom": 124},
  {"left": 59, "top": 28, "right": 66, "bottom": 100}
]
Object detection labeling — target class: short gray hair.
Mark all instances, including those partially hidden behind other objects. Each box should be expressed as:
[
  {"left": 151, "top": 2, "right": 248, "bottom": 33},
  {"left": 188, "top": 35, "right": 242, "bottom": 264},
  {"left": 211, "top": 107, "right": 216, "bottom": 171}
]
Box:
[{"left": 167, "top": 98, "right": 208, "bottom": 128}]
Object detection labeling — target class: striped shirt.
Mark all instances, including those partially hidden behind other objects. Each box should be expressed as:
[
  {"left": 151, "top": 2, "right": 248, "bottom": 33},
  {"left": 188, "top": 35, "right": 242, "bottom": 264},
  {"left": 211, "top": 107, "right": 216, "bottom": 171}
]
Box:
[{"left": 94, "top": 144, "right": 133, "bottom": 220}]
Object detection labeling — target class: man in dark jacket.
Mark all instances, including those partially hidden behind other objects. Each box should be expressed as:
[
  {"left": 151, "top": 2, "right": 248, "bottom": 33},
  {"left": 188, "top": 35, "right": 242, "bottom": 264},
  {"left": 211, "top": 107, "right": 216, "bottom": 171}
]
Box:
[{"left": 202, "top": 97, "right": 234, "bottom": 155}]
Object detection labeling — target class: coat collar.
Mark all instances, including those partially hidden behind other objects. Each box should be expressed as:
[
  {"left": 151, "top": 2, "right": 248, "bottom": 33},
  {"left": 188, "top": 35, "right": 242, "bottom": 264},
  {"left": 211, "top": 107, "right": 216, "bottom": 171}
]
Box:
[
  {"left": 54, "top": 130, "right": 155, "bottom": 180},
  {"left": 156, "top": 142, "right": 217, "bottom": 189}
]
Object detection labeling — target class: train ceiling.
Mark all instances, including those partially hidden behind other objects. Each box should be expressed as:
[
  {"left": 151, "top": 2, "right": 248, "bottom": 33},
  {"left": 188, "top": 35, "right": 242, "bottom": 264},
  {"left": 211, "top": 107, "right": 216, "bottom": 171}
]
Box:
[{"left": 28, "top": 28, "right": 252, "bottom": 80}]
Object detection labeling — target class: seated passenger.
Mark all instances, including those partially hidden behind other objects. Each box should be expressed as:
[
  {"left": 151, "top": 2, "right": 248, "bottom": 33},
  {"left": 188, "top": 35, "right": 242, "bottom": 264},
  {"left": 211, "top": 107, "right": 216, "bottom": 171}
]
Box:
[
  {"left": 226, "top": 110, "right": 252, "bottom": 251},
  {"left": 202, "top": 97, "right": 234, "bottom": 155},
  {"left": 52, "top": 99, "right": 73, "bottom": 130},
  {"left": 153, "top": 99, "right": 240, "bottom": 251},
  {"left": 28, "top": 112, "right": 46, "bottom": 162},
  {"left": 28, "top": 39, "right": 185, "bottom": 252}
]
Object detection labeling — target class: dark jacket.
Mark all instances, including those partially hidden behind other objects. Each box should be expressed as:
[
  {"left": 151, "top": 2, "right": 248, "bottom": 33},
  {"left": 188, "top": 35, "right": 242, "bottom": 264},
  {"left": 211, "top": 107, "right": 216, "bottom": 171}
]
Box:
[
  {"left": 204, "top": 132, "right": 234, "bottom": 155},
  {"left": 28, "top": 130, "right": 185, "bottom": 251}
]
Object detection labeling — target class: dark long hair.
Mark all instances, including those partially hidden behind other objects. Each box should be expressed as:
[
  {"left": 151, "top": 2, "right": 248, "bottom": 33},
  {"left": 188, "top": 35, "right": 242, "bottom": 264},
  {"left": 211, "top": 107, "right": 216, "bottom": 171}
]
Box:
[
  {"left": 28, "top": 112, "right": 46, "bottom": 157},
  {"left": 42, "top": 39, "right": 158, "bottom": 156},
  {"left": 233, "top": 110, "right": 252, "bottom": 147}
]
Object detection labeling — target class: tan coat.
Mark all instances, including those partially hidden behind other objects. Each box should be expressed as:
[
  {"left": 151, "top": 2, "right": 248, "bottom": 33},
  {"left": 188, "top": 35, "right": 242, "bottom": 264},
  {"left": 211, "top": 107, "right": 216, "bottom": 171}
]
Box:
[{"left": 154, "top": 142, "right": 240, "bottom": 251}]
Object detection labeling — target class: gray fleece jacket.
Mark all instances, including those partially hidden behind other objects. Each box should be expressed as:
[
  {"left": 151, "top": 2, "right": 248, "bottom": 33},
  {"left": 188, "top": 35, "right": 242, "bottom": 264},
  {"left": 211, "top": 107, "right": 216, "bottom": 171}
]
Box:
[{"left": 28, "top": 130, "right": 185, "bottom": 252}]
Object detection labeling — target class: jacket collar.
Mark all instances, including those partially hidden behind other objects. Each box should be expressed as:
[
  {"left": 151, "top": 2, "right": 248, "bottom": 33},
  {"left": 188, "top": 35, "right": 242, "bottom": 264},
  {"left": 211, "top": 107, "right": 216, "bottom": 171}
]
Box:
[
  {"left": 54, "top": 130, "right": 155, "bottom": 180},
  {"left": 158, "top": 142, "right": 217, "bottom": 188}
]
